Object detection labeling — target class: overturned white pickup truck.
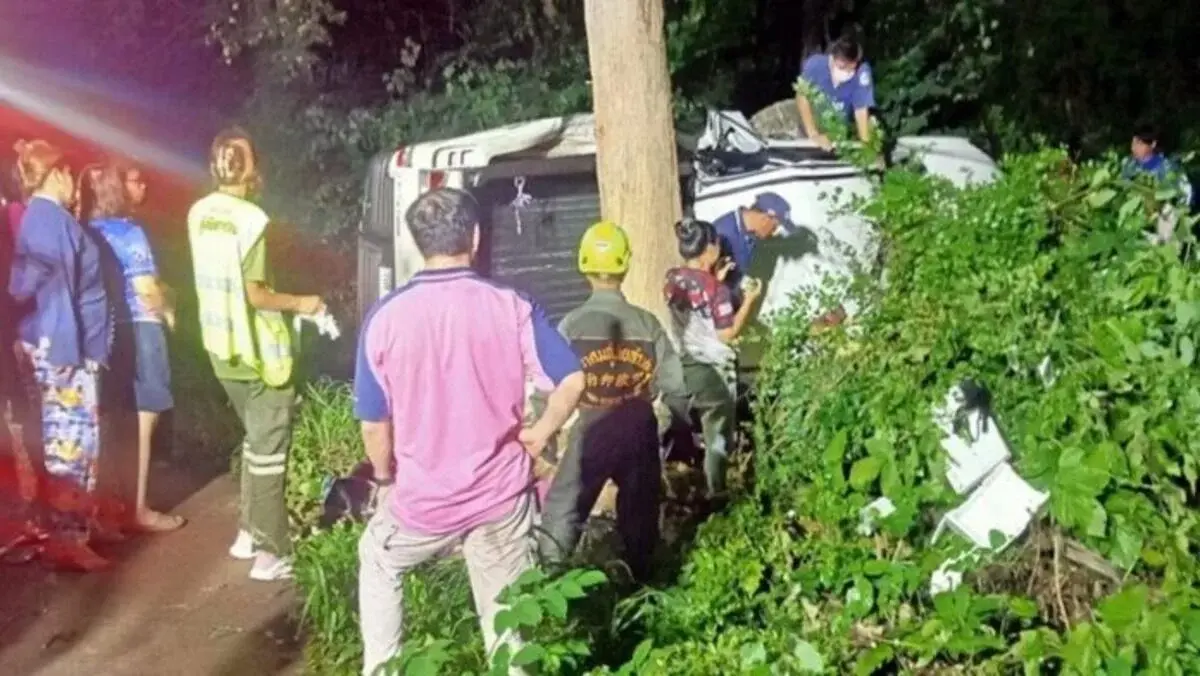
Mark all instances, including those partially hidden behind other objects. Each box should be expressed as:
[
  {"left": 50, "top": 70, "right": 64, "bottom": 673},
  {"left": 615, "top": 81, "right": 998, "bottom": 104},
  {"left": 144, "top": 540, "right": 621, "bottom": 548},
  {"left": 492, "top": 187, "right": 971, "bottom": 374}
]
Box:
[{"left": 355, "top": 110, "right": 998, "bottom": 369}]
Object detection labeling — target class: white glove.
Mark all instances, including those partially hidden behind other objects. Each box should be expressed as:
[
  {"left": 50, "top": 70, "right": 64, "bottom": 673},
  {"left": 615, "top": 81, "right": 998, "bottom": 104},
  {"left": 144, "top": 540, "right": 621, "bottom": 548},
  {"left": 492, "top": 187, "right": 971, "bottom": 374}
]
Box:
[{"left": 294, "top": 309, "right": 341, "bottom": 340}]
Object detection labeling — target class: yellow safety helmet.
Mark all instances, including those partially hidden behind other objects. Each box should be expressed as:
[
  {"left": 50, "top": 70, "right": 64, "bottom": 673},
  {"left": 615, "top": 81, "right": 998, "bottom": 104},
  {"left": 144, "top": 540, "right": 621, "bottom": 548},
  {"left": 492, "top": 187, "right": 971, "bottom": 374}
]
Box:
[{"left": 578, "top": 220, "right": 632, "bottom": 275}]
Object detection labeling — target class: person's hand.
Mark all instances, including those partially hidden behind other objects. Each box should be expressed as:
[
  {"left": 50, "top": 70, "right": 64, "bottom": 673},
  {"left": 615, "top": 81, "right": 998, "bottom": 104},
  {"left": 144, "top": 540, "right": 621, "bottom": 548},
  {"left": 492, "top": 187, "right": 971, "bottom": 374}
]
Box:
[
  {"left": 715, "top": 257, "right": 736, "bottom": 282},
  {"left": 84, "top": 360, "right": 101, "bottom": 374},
  {"left": 295, "top": 295, "right": 326, "bottom": 316},
  {"left": 741, "top": 277, "right": 763, "bottom": 303},
  {"left": 368, "top": 475, "right": 394, "bottom": 513},
  {"left": 163, "top": 309, "right": 177, "bottom": 332},
  {"left": 518, "top": 427, "right": 551, "bottom": 459},
  {"left": 813, "top": 134, "right": 835, "bottom": 152}
]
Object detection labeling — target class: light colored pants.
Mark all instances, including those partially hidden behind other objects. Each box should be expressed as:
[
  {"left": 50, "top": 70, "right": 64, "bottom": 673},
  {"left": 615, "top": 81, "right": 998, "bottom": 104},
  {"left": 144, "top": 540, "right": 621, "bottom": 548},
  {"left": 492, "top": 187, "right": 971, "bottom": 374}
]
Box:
[{"left": 358, "top": 492, "right": 535, "bottom": 676}]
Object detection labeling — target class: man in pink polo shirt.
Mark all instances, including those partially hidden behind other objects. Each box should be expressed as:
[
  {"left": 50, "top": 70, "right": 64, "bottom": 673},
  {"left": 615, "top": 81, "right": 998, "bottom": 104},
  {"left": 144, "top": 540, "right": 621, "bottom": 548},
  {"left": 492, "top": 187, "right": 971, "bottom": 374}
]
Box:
[{"left": 354, "top": 187, "right": 585, "bottom": 674}]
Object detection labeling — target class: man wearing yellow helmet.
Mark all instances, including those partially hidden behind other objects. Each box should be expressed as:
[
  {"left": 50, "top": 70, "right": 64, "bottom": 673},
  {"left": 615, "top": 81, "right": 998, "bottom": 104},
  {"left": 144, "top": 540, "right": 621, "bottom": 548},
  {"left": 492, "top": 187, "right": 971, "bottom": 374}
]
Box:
[{"left": 538, "top": 221, "right": 690, "bottom": 583}]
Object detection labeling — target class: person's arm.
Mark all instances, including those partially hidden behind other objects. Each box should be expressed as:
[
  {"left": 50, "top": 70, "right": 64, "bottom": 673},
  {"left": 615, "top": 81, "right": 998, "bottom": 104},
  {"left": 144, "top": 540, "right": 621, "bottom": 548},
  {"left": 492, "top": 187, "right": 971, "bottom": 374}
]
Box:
[
  {"left": 72, "top": 223, "right": 110, "bottom": 366},
  {"left": 353, "top": 309, "right": 394, "bottom": 482},
  {"left": 851, "top": 66, "right": 877, "bottom": 144},
  {"left": 122, "top": 226, "right": 170, "bottom": 318},
  {"left": 239, "top": 234, "right": 323, "bottom": 314},
  {"left": 518, "top": 297, "right": 585, "bottom": 455},
  {"left": 795, "top": 56, "right": 829, "bottom": 146},
  {"left": 651, "top": 323, "right": 691, "bottom": 421},
  {"left": 714, "top": 284, "right": 758, "bottom": 343},
  {"left": 8, "top": 217, "right": 56, "bottom": 303}
]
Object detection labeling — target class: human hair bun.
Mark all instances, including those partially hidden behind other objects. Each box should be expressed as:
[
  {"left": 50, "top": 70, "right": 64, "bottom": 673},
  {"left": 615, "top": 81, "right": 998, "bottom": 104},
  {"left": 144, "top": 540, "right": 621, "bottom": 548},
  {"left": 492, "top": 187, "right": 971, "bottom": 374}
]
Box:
[{"left": 674, "top": 217, "right": 703, "bottom": 242}]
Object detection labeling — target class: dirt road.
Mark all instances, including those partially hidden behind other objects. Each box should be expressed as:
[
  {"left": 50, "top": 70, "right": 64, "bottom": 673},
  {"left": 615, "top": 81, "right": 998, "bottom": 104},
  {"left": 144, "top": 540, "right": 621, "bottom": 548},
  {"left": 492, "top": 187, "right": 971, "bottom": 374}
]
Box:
[{"left": 0, "top": 465, "right": 304, "bottom": 676}]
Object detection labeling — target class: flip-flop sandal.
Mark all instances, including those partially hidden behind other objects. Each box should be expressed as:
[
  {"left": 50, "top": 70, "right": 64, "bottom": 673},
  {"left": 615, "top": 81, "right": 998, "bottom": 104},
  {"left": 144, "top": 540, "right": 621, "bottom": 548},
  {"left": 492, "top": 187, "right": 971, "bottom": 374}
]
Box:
[{"left": 136, "top": 512, "right": 187, "bottom": 533}]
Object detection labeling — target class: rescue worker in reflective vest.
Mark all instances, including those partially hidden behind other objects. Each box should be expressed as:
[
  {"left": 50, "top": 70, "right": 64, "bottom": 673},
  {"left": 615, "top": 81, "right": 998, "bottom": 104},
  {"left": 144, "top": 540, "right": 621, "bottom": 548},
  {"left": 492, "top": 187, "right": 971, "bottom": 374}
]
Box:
[
  {"left": 538, "top": 221, "right": 690, "bottom": 582},
  {"left": 187, "top": 127, "right": 325, "bottom": 581},
  {"left": 795, "top": 35, "right": 876, "bottom": 151}
]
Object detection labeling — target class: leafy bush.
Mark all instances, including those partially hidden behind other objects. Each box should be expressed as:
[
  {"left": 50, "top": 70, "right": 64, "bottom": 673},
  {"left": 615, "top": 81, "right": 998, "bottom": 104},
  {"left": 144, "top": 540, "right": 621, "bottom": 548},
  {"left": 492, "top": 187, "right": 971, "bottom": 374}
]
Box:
[{"left": 603, "top": 150, "right": 1200, "bottom": 673}]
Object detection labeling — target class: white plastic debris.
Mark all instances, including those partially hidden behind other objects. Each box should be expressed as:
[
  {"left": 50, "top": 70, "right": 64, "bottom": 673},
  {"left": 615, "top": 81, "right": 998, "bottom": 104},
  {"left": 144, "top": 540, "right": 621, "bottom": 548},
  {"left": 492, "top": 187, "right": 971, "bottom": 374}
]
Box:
[
  {"left": 929, "top": 559, "right": 965, "bottom": 595},
  {"left": 294, "top": 309, "right": 341, "bottom": 340},
  {"left": 1037, "top": 355, "right": 1057, "bottom": 388},
  {"left": 932, "top": 384, "right": 1010, "bottom": 494},
  {"left": 857, "top": 496, "right": 897, "bottom": 536},
  {"left": 932, "top": 463, "right": 1049, "bottom": 551}
]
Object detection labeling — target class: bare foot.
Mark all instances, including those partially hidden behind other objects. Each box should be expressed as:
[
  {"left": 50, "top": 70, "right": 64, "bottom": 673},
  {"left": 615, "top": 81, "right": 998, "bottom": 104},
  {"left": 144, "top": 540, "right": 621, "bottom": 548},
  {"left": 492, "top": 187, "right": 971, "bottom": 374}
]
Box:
[{"left": 136, "top": 509, "right": 187, "bottom": 533}]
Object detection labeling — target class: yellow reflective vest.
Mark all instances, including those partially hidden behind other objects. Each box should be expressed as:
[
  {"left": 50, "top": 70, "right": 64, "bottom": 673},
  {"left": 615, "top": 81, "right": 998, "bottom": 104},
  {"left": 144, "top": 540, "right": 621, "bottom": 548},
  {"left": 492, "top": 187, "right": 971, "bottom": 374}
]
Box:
[{"left": 187, "top": 191, "right": 293, "bottom": 387}]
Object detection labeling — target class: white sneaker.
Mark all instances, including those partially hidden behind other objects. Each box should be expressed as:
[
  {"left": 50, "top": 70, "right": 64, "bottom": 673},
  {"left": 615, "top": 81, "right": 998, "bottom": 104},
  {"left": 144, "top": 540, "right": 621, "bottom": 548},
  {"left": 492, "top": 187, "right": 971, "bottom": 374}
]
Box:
[
  {"left": 229, "top": 530, "right": 256, "bottom": 560},
  {"left": 249, "top": 553, "right": 294, "bottom": 582}
]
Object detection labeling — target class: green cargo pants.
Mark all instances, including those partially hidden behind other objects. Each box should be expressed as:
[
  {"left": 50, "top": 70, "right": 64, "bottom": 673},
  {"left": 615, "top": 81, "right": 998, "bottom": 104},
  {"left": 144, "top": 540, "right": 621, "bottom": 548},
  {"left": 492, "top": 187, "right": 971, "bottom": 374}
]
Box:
[
  {"left": 682, "top": 361, "right": 736, "bottom": 496},
  {"left": 220, "top": 379, "right": 296, "bottom": 556}
]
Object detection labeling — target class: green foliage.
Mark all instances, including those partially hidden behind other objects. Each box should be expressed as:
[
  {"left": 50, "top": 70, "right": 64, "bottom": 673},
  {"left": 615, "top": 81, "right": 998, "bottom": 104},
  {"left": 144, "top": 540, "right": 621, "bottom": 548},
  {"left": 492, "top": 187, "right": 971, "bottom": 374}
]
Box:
[
  {"left": 287, "top": 381, "right": 363, "bottom": 528},
  {"left": 592, "top": 151, "right": 1200, "bottom": 673}
]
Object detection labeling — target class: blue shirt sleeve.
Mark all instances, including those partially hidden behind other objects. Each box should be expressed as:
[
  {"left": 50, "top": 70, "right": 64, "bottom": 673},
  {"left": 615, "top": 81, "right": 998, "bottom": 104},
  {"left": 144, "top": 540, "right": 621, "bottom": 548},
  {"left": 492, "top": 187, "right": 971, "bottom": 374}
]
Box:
[
  {"left": 76, "top": 226, "right": 111, "bottom": 364},
  {"left": 353, "top": 304, "right": 389, "bottom": 422},
  {"left": 521, "top": 294, "right": 581, "bottom": 387},
  {"left": 714, "top": 213, "right": 751, "bottom": 271},
  {"left": 851, "top": 63, "right": 876, "bottom": 111},
  {"left": 799, "top": 54, "right": 824, "bottom": 87}
]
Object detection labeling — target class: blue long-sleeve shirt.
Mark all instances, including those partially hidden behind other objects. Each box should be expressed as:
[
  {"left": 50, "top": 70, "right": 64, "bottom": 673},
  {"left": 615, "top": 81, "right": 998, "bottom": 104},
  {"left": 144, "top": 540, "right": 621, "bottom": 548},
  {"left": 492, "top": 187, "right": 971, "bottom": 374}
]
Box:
[
  {"left": 1122, "top": 153, "right": 1195, "bottom": 208},
  {"left": 8, "top": 196, "right": 111, "bottom": 367}
]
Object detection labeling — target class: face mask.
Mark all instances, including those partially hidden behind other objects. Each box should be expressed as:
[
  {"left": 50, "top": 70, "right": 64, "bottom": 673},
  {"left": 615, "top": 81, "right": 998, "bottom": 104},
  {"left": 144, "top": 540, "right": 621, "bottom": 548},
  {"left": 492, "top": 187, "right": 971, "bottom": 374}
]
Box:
[{"left": 831, "top": 67, "right": 856, "bottom": 86}]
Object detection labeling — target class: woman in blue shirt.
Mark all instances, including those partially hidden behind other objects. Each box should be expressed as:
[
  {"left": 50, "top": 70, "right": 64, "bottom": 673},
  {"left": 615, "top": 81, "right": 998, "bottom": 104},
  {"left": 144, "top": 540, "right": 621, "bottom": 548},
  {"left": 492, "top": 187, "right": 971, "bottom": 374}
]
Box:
[
  {"left": 79, "top": 163, "right": 184, "bottom": 532},
  {"left": 8, "top": 140, "right": 111, "bottom": 493}
]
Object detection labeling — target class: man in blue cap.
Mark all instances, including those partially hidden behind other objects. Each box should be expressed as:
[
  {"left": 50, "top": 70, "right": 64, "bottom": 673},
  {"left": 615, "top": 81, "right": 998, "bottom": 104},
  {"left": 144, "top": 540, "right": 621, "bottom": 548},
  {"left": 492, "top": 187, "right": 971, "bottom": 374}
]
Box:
[
  {"left": 795, "top": 35, "right": 875, "bottom": 151},
  {"left": 711, "top": 192, "right": 795, "bottom": 308}
]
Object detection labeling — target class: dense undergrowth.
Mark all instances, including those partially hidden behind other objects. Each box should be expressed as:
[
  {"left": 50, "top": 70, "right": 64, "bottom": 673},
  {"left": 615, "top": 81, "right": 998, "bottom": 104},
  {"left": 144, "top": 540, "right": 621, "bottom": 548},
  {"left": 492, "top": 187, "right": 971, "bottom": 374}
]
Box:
[
  {"left": 289, "top": 147, "right": 1200, "bottom": 675},
  {"left": 611, "top": 150, "right": 1200, "bottom": 674}
]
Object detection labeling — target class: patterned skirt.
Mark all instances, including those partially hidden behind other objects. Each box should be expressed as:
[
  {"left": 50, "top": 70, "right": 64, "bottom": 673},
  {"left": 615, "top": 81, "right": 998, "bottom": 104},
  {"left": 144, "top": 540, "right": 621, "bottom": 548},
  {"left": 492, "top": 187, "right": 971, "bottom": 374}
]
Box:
[{"left": 14, "top": 341, "right": 101, "bottom": 493}]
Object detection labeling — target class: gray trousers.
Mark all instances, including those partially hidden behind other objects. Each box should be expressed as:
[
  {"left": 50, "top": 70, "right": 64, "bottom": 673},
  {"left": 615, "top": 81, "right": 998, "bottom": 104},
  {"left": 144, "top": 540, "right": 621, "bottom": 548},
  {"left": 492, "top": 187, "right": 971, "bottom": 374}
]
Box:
[
  {"left": 682, "top": 361, "right": 736, "bottom": 496},
  {"left": 220, "top": 379, "right": 296, "bottom": 556},
  {"left": 358, "top": 493, "right": 535, "bottom": 676}
]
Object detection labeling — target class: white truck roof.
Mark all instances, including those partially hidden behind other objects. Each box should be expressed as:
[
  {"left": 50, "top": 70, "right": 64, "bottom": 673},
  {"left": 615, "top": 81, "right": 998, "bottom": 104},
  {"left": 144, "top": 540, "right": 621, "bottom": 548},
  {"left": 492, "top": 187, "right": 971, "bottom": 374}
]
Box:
[
  {"left": 395, "top": 114, "right": 599, "bottom": 172},
  {"left": 393, "top": 111, "right": 998, "bottom": 189}
]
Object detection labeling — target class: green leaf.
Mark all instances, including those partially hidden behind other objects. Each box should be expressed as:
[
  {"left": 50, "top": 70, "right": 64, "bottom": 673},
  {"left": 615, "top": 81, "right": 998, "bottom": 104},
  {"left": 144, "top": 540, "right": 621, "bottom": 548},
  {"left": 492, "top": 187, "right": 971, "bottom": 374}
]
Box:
[
  {"left": 542, "top": 589, "right": 569, "bottom": 620},
  {"left": 1176, "top": 300, "right": 1200, "bottom": 327},
  {"left": 1118, "top": 196, "right": 1143, "bottom": 222},
  {"left": 824, "top": 430, "right": 849, "bottom": 470},
  {"left": 575, "top": 569, "right": 608, "bottom": 588},
  {"left": 849, "top": 456, "right": 884, "bottom": 490},
  {"left": 1009, "top": 597, "right": 1040, "bottom": 620},
  {"left": 493, "top": 608, "right": 518, "bottom": 633},
  {"left": 1056, "top": 447, "right": 1110, "bottom": 497},
  {"left": 558, "top": 580, "right": 586, "bottom": 600},
  {"left": 1086, "top": 188, "right": 1117, "bottom": 209},
  {"left": 1097, "top": 585, "right": 1148, "bottom": 632},
  {"left": 511, "top": 598, "right": 543, "bottom": 626},
  {"left": 1181, "top": 336, "right": 1196, "bottom": 367},
  {"left": 853, "top": 644, "right": 894, "bottom": 676},
  {"left": 511, "top": 644, "right": 546, "bottom": 667},
  {"left": 793, "top": 640, "right": 826, "bottom": 672},
  {"left": 1109, "top": 522, "right": 1143, "bottom": 570},
  {"left": 1104, "top": 654, "right": 1135, "bottom": 676},
  {"left": 740, "top": 641, "right": 768, "bottom": 666}
]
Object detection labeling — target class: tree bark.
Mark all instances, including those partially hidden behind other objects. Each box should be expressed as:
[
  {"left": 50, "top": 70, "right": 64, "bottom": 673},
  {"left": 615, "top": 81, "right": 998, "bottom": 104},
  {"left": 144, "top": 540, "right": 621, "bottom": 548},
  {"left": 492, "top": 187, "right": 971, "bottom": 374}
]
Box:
[{"left": 583, "top": 0, "right": 681, "bottom": 329}]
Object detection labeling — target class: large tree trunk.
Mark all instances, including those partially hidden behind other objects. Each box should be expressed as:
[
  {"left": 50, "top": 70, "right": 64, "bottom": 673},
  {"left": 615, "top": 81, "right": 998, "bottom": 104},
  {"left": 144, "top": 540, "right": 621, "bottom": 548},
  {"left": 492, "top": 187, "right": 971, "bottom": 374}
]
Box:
[{"left": 583, "top": 0, "right": 681, "bottom": 329}]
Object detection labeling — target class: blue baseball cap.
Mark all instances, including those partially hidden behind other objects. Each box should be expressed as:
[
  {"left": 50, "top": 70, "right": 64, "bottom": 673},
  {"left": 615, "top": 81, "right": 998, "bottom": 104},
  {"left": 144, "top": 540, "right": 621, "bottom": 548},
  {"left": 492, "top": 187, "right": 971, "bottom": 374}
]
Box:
[{"left": 752, "top": 192, "right": 795, "bottom": 230}]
